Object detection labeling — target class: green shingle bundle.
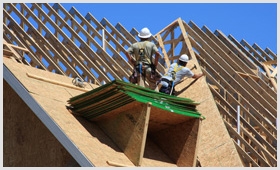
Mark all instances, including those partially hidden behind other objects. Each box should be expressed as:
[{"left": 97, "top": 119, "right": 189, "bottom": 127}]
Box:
[{"left": 68, "top": 80, "right": 203, "bottom": 120}]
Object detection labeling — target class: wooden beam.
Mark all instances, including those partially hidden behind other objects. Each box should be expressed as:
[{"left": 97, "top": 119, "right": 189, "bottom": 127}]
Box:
[
  {"left": 26, "top": 73, "right": 89, "bottom": 92},
  {"left": 224, "top": 121, "right": 271, "bottom": 166},
  {"left": 236, "top": 71, "right": 260, "bottom": 81},
  {"left": 189, "top": 35, "right": 276, "bottom": 118},
  {"left": 30, "top": 4, "right": 107, "bottom": 83},
  {"left": 4, "top": 6, "right": 64, "bottom": 74},
  {"left": 96, "top": 102, "right": 152, "bottom": 166},
  {"left": 262, "top": 64, "right": 277, "bottom": 91},
  {"left": 157, "top": 34, "right": 170, "bottom": 69},
  {"left": 177, "top": 18, "right": 197, "bottom": 62},
  {"left": 198, "top": 55, "right": 276, "bottom": 134},
  {"left": 263, "top": 60, "right": 277, "bottom": 65},
  {"left": 106, "top": 160, "right": 132, "bottom": 167},
  {"left": 227, "top": 34, "right": 273, "bottom": 86},
  {"left": 3, "top": 49, "right": 14, "bottom": 56},
  {"left": 270, "top": 67, "right": 277, "bottom": 78},
  {"left": 150, "top": 118, "right": 201, "bottom": 167},
  {"left": 3, "top": 41, "right": 30, "bottom": 52},
  {"left": 201, "top": 26, "right": 258, "bottom": 73}
]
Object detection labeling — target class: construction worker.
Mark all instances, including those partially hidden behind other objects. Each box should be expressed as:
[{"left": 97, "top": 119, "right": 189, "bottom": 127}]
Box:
[
  {"left": 125, "top": 27, "right": 161, "bottom": 91},
  {"left": 158, "top": 54, "right": 204, "bottom": 95}
]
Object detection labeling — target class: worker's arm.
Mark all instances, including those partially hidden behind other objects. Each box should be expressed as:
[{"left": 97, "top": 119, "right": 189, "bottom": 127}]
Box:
[
  {"left": 154, "top": 51, "right": 160, "bottom": 68},
  {"left": 125, "top": 51, "right": 134, "bottom": 65},
  {"left": 192, "top": 72, "right": 204, "bottom": 79}
]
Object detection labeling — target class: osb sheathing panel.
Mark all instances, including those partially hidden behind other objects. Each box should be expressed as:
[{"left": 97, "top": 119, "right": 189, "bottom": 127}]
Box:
[
  {"left": 174, "top": 59, "right": 243, "bottom": 166},
  {"left": 149, "top": 118, "right": 201, "bottom": 166},
  {"left": 3, "top": 58, "right": 177, "bottom": 167},
  {"left": 3, "top": 80, "right": 79, "bottom": 167},
  {"left": 94, "top": 100, "right": 196, "bottom": 166},
  {"left": 94, "top": 100, "right": 193, "bottom": 133},
  {"left": 95, "top": 102, "right": 177, "bottom": 167}
]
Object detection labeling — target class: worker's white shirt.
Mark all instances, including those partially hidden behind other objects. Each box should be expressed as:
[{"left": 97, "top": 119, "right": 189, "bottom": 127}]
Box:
[{"left": 161, "top": 63, "right": 194, "bottom": 87}]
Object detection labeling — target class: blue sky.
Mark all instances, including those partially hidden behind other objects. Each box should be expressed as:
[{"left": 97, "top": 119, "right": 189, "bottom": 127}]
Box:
[{"left": 56, "top": 2, "right": 278, "bottom": 54}]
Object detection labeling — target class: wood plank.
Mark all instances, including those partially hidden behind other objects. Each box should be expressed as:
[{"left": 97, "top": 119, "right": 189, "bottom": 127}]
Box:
[
  {"left": 106, "top": 160, "right": 132, "bottom": 167},
  {"left": 227, "top": 34, "right": 276, "bottom": 93},
  {"left": 3, "top": 35, "right": 26, "bottom": 63},
  {"left": 209, "top": 84, "right": 276, "bottom": 141},
  {"left": 224, "top": 121, "right": 271, "bottom": 166},
  {"left": 188, "top": 33, "right": 276, "bottom": 117},
  {"left": 197, "top": 53, "right": 276, "bottom": 132},
  {"left": 96, "top": 102, "right": 151, "bottom": 166},
  {"left": 262, "top": 60, "right": 277, "bottom": 65},
  {"left": 44, "top": 3, "right": 122, "bottom": 82},
  {"left": 240, "top": 39, "right": 267, "bottom": 63},
  {"left": 3, "top": 41, "right": 30, "bottom": 52},
  {"left": 157, "top": 34, "right": 170, "bottom": 69},
  {"left": 215, "top": 99, "right": 276, "bottom": 162},
  {"left": 185, "top": 24, "right": 277, "bottom": 110},
  {"left": 178, "top": 18, "right": 197, "bottom": 61},
  {"left": 3, "top": 49, "right": 14, "bottom": 56},
  {"left": 236, "top": 71, "right": 260, "bottom": 81},
  {"left": 191, "top": 22, "right": 258, "bottom": 73},
  {"left": 270, "top": 68, "right": 277, "bottom": 78},
  {"left": 150, "top": 118, "right": 201, "bottom": 167},
  {"left": 227, "top": 35, "right": 270, "bottom": 77},
  {"left": 27, "top": 29, "right": 67, "bottom": 67},
  {"left": 63, "top": 5, "right": 131, "bottom": 78},
  {"left": 44, "top": 32, "right": 95, "bottom": 83},
  {"left": 264, "top": 48, "right": 277, "bottom": 60},
  {"left": 4, "top": 6, "right": 64, "bottom": 74},
  {"left": 252, "top": 43, "right": 273, "bottom": 61},
  {"left": 233, "top": 140, "right": 259, "bottom": 167},
  {"left": 26, "top": 72, "right": 90, "bottom": 92},
  {"left": 3, "top": 57, "right": 134, "bottom": 166},
  {"left": 29, "top": 3, "right": 107, "bottom": 84},
  {"left": 262, "top": 64, "right": 277, "bottom": 91}
]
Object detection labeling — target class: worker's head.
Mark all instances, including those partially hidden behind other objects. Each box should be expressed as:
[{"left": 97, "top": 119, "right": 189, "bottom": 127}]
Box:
[
  {"left": 179, "top": 54, "right": 189, "bottom": 62},
  {"left": 178, "top": 54, "right": 189, "bottom": 66},
  {"left": 138, "top": 27, "right": 152, "bottom": 39}
]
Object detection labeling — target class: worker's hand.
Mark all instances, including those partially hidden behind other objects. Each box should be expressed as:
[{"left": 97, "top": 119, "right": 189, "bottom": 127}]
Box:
[
  {"left": 198, "top": 73, "right": 204, "bottom": 79},
  {"left": 192, "top": 73, "right": 204, "bottom": 79}
]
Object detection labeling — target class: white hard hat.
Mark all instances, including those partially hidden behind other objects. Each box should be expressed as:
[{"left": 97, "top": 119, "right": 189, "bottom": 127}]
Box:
[
  {"left": 138, "top": 27, "right": 152, "bottom": 39},
  {"left": 179, "top": 54, "right": 189, "bottom": 62}
]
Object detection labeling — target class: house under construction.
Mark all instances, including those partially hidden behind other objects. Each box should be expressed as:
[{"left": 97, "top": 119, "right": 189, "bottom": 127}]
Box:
[{"left": 3, "top": 3, "right": 277, "bottom": 167}]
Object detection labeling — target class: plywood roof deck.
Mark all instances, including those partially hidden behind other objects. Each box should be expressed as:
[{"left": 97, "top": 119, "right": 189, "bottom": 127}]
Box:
[
  {"left": 3, "top": 3, "right": 277, "bottom": 167},
  {"left": 4, "top": 57, "right": 181, "bottom": 167}
]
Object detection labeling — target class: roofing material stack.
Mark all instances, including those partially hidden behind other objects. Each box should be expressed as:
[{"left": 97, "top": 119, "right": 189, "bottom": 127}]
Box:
[{"left": 68, "top": 80, "right": 204, "bottom": 166}]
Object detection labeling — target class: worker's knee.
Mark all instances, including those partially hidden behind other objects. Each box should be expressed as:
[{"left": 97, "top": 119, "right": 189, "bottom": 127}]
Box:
[{"left": 159, "top": 86, "right": 175, "bottom": 95}]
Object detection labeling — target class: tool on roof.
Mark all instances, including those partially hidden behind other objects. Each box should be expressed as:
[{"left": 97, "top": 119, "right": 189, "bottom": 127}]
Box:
[
  {"left": 72, "top": 77, "right": 85, "bottom": 88},
  {"left": 191, "top": 64, "right": 197, "bottom": 70}
]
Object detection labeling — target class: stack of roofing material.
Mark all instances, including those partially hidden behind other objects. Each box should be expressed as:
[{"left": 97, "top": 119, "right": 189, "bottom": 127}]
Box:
[
  {"left": 68, "top": 80, "right": 203, "bottom": 121},
  {"left": 68, "top": 80, "right": 204, "bottom": 167}
]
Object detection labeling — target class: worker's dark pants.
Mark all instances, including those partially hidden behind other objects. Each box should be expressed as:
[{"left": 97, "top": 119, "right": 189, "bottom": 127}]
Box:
[
  {"left": 134, "top": 64, "right": 158, "bottom": 91},
  {"left": 159, "top": 86, "right": 175, "bottom": 95},
  {"left": 159, "top": 78, "right": 175, "bottom": 95}
]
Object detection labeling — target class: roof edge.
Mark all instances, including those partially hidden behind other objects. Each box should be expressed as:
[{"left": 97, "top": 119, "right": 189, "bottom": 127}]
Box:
[{"left": 3, "top": 64, "right": 94, "bottom": 167}]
